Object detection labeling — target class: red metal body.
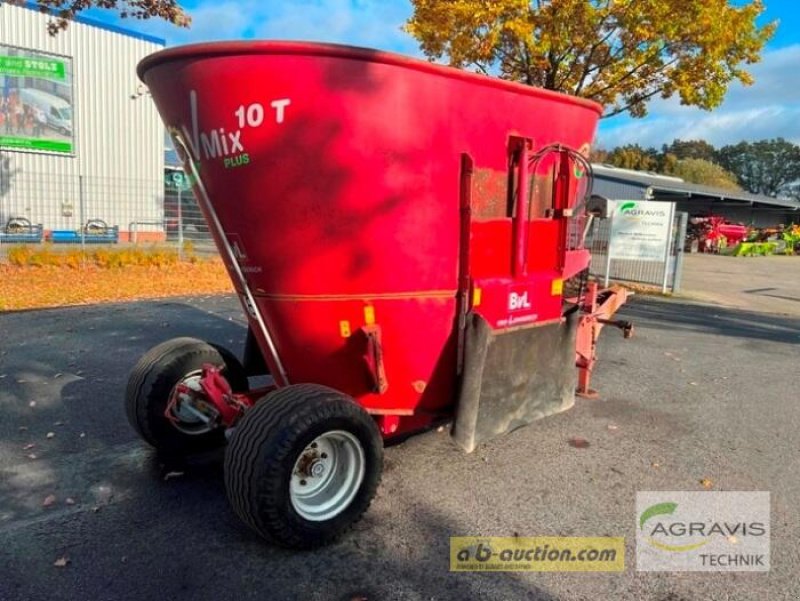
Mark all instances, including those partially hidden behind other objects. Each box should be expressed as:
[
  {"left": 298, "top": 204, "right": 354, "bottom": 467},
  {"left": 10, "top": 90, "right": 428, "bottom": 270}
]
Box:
[
  {"left": 572, "top": 282, "right": 633, "bottom": 398},
  {"left": 690, "top": 216, "right": 748, "bottom": 251},
  {"left": 139, "top": 42, "right": 614, "bottom": 440}
]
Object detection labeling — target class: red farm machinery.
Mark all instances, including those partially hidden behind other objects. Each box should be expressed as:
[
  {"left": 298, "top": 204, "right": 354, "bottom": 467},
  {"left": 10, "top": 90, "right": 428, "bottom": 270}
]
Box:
[{"left": 129, "top": 42, "right": 630, "bottom": 548}]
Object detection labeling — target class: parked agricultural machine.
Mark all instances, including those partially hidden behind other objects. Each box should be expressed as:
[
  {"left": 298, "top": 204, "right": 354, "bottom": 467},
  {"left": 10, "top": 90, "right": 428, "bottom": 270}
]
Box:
[
  {"left": 128, "top": 42, "right": 631, "bottom": 548},
  {"left": 687, "top": 215, "right": 748, "bottom": 253}
]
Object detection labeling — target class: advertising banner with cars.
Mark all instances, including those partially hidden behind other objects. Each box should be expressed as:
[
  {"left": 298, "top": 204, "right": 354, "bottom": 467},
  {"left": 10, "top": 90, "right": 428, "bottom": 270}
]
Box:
[{"left": 0, "top": 44, "right": 74, "bottom": 154}]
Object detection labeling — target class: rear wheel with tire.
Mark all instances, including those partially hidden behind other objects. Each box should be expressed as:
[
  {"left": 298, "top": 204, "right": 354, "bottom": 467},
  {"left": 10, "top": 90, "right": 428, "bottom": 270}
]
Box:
[
  {"left": 224, "top": 384, "right": 383, "bottom": 549},
  {"left": 126, "top": 337, "right": 248, "bottom": 454}
]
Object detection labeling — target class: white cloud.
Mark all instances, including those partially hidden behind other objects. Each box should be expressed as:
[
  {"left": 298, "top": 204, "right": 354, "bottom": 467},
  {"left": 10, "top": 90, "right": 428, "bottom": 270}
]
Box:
[{"left": 598, "top": 44, "right": 800, "bottom": 148}]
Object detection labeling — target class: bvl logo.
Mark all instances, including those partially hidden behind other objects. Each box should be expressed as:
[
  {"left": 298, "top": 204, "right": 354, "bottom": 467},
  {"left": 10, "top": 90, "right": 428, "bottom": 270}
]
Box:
[{"left": 509, "top": 291, "right": 532, "bottom": 311}]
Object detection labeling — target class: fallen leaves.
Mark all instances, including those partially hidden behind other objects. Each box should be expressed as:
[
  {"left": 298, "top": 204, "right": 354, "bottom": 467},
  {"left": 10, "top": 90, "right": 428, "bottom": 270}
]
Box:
[
  {"left": 46, "top": 432, "right": 55, "bottom": 439},
  {"left": 0, "top": 261, "right": 233, "bottom": 312},
  {"left": 163, "top": 471, "right": 185, "bottom": 482},
  {"left": 42, "top": 494, "right": 57, "bottom": 507},
  {"left": 568, "top": 437, "right": 590, "bottom": 449},
  {"left": 700, "top": 478, "right": 714, "bottom": 489},
  {"left": 53, "top": 557, "right": 70, "bottom": 568}
]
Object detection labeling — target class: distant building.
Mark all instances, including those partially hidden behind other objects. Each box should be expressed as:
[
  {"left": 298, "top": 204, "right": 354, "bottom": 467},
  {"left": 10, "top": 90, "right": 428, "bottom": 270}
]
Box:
[
  {"left": 0, "top": 2, "right": 165, "bottom": 241},
  {"left": 591, "top": 164, "right": 800, "bottom": 227}
]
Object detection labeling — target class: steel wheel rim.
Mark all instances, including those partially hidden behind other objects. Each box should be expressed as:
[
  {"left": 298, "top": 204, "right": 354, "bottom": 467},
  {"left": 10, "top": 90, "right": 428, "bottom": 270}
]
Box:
[
  {"left": 168, "top": 370, "right": 216, "bottom": 435},
  {"left": 290, "top": 430, "right": 366, "bottom": 522}
]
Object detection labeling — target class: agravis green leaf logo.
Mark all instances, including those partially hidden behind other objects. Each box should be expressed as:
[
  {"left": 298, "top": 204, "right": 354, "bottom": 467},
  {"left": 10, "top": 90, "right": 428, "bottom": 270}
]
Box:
[
  {"left": 639, "top": 502, "right": 709, "bottom": 553},
  {"left": 636, "top": 491, "right": 770, "bottom": 572},
  {"left": 616, "top": 201, "right": 668, "bottom": 219}
]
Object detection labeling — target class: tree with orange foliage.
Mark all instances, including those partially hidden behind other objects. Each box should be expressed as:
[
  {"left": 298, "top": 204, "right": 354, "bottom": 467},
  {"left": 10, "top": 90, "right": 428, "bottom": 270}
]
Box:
[{"left": 406, "top": 0, "right": 775, "bottom": 118}]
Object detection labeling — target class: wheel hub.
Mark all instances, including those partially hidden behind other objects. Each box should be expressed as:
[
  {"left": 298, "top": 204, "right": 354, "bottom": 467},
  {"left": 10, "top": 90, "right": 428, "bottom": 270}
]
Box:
[
  {"left": 289, "top": 430, "right": 365, "bottom": 522},
  {"left": 309, "top": 460, "right": 326, "bottom": 478}
]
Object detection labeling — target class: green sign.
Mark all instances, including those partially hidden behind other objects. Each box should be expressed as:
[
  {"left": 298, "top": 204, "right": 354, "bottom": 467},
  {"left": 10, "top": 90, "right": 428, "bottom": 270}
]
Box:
[
  {"left": 0, "top": 136, "right": 71, "bottom": 153},
  {"left": 0, "top": 55, "right": 66, "bottom": 80}
]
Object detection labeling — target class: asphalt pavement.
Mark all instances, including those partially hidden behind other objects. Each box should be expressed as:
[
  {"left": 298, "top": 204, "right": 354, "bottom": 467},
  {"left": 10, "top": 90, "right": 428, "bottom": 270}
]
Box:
[
  {"left": 680, "top": 254, "right": 800, "bottom": 317},
  {"left": 1, "top": 293, "right": 798, "bottom": 601}
]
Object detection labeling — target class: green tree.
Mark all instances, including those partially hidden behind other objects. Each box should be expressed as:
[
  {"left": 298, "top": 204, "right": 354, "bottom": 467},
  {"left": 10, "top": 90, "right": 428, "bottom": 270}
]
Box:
[
  {"left": 407, "top": 0, "right": 775, "bottom": 118},
  {"left": 717, "top": 138, "right": 800, "bottom": 197},
  {"left": 589, "top": 147, "right": 610, "bottom": 164},
  {"left": 662, "top": 139, "right": 718, "bottom": 163},
  {"left": 602, "top": 144, "right": 658, "bottom": 171},
  {"left": 657, "top": 152, "right": 679, "bottom": 175},
  {"left": 668, "top": 158, "right": 741, "bottom": 190}
]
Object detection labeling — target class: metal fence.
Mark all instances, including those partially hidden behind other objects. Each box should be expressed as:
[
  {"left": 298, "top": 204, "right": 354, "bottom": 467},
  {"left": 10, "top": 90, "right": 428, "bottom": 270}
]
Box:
[
  {"left": 0, "top": 169, "right": 214, "bottom": 256},
  {"left": 586, "top": 211, "right": 689, "bottom": 293},
  {"left": 2, "top": 169, "right": 689, "bottom": 293}
]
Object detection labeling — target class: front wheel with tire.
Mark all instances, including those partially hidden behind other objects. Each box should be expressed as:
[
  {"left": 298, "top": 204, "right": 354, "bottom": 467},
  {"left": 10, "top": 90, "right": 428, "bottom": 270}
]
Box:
[
  {"left": 224, "top": 384, "right": 383, "bottom": 549},
  {"left": 125, "top": 337, "right": 248, "bottom": 454}
]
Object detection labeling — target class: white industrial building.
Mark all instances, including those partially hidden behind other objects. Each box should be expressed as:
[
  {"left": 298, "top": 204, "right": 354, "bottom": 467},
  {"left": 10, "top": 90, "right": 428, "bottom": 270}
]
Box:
[{"left": 0, "top": 2, "right": 165, "bottom": 242}]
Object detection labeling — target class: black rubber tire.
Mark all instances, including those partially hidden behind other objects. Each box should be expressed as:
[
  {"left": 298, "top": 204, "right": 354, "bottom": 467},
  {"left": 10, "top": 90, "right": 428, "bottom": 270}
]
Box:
[
  {"left": 224, "top": 384, "right": 383, "bottom": 549},
  {"left": 126, "top": 337, "right": 248, "bottom": 454}
]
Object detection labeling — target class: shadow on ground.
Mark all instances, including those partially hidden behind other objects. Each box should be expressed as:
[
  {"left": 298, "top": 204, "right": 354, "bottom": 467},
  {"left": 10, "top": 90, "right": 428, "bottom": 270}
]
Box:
[
  {"left": 621, "top": 296, "right": 800, "bottom": 346},
  {"left": 0, "top": 296, "right": 558, "bottom": 601}
]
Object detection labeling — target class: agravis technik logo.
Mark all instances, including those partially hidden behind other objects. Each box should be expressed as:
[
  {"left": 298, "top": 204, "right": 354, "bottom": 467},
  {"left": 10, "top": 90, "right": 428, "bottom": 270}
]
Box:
[{"left": 636, "top": 492, "right": 770, "bottom": 572}]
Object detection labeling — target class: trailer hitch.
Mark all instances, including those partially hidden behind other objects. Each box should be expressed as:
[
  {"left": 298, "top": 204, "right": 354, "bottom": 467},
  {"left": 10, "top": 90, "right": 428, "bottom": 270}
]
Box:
[
  {"left": 572, "top": 282, "right": 633, "bottom": 399},
  {"left": 597, "top": 318, "right": 634, "bottom": 339}
]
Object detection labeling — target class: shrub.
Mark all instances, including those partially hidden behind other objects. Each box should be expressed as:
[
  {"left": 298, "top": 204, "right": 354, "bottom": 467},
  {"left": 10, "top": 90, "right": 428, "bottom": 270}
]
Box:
[
  {"left": 4, "top": 245, "right": 194, "bottom": 268},
  {"left": 7, "top": 245, "right": 33, "bottom": 267}
]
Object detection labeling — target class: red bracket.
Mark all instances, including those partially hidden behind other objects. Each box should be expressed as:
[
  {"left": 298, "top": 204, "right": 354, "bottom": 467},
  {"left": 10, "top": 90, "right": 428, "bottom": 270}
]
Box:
[
  {"left": 164, "top": 363, "right": 253, "bottom": 429},
  {"left": 361, "top": 325, "right": 388, "bottom": 394},
  {"left": 379, "top": 414, "right": 400, "bottom": 436},
  {"left": 572, "top": 282, "right": 632, "bottom": 399}
]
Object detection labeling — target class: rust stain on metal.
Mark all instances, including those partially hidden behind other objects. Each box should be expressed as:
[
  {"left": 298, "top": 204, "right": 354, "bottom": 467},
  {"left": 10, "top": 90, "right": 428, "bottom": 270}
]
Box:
[
  {"left": 471, "top": 168, "right": 509, "bottom": 221},
  {"left": 470, "top": 166, "right": 556, "bottom": 221},
  {"left": 530, "top": 170, "right": 555, "bottom": 219}
]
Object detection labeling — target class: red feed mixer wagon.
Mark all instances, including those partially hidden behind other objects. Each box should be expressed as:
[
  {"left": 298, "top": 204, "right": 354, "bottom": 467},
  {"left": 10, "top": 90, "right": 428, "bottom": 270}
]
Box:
[{"left": 130, "top": 41, "right": 631, "bottom": 548}]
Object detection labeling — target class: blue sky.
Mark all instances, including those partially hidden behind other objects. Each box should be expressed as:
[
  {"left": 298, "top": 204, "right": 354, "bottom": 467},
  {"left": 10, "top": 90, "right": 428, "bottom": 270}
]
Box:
[{"left": 88, "top": 0, "right": 799, "bottom": 150}]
